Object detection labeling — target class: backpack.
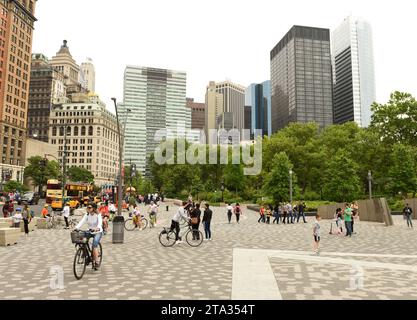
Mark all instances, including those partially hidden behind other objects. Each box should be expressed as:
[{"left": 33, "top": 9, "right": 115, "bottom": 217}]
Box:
[{"left": 235, "top": 206, "right": 241, "bottom": 214}]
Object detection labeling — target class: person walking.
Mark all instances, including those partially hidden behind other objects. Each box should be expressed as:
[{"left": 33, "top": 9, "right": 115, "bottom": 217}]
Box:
[
  {"left": 190, "top": 203, "right": 202, "bottom": 240},
  {"left": 22, "top": 205, "right": 31, "bottom": 236},
  {"left": 287, "top": 203, "right": 294, "bottom": 224},
  {"left": 297, "top": 202, "right": 307, "bottom": 224},
  {"left": 351, "top": 202, "right": 359, "bottom": 234},
  {"left": 403, "top": 204, "right": 413, "bottom": 228},
  {"left": 282, "top": 204, "right": 288, "bottom": 225},
  {"left": 2, "top": 200, "right": 11, "bottom": 218},
  {"left": 258, "top": 206, "right": 266, "bottom": 223},
  {"left": 227, "top": 203, "right": 233, "bottom": 224},
  {"left": 63, "top": 203, "right": 71, "bottom": 230},
  {"left": 273, "top": 203, "right": 281, "bottom": 224},
  {"left": 344, "top": 204, "right": 353, "bottom": 237},
  {"left": 313, "top": 215, "right": 322, "bottom": 255},
  {"left": 234, "top": 203, "right": 242, "bottom": 224},
  {"left": 203, "top": 203, "right": 213, "bottom": 241},
  {"left": 266, "top": 205, "right": 273, "bottom": 224}
]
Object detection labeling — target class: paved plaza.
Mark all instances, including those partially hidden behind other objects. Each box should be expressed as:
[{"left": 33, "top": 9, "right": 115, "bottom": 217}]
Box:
[{"left": 0, "top": 202, "right": 417, "bottom": 300}]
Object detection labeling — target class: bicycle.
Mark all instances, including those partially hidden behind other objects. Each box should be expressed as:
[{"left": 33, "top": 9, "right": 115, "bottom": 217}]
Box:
[
  {"left": 71, "top": 230, "right": 103, "bottom": 280},
  {"left": 159, "top": 221, "right": 203, "bottom": 248},
  {"left": 124, "top": 215, "right": 148, "bottom": 231},
  {"left": 69, "top": 217, "right": 79, "bottom": 230},
  {"left": 47, "top": 213, "right": 62, "bottom": 229}
]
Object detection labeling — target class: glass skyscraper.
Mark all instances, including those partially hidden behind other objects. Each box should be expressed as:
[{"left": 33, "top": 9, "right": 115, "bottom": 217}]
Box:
[
  {"left": 120, "top": 66, "right": 190, "bottom": 175},
  {"left": 270, "top": 26, "right": 334, "bottom": 133},
  {"left": 332, "top": 16, "right": 376, "bottom": 128},
  {"left": 245, "top": 81, "right": 271, "bottom": 137}
]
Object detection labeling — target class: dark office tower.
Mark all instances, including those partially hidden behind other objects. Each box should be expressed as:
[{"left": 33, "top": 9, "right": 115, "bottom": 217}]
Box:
[{"left": 270, "top": 26, "right": 334, "bottom": 133}]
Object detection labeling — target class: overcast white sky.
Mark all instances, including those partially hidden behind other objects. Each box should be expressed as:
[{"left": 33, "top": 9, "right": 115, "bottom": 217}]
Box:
[{"left": 32, "top": 0, "right": 417, "bottom": 111}]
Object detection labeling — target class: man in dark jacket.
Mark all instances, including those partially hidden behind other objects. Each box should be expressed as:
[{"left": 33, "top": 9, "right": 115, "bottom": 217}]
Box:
[
  {"left": 202, "top": 203, "right": 213, "bottom": 241},
  {"left": 403, "top": 204, "right": 413, "bottom": 228},
  {"left": 297, "top": 202, "right": 307, "bottom": 224}
]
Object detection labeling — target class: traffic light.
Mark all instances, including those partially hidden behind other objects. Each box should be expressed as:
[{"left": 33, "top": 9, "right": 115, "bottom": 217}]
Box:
[{"left": 131, "top": 164, "right": 137, "bottom": 177}]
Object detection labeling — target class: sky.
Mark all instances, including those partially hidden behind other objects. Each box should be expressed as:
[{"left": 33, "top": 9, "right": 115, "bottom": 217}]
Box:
[{"left": 32, "top": 0, "right": 417, "bottom": 112}]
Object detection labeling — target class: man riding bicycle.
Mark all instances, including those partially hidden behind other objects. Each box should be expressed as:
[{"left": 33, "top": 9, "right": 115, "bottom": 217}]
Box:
[
  {"left": 170, "top": 201, "right": 191, "bottom": 244},
  {"left": 75, "top": 204, "right": 103, "bottom": 270}
]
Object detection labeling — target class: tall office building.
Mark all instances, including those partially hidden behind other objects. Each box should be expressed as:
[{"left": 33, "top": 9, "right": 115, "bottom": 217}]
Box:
[
  {"left": 205, "top": 80, "right": 245, "bottom": 144},
  {"left": 332, "top": 16, "right": 376, "bottom": 127},
  {"left": 28, "top": 53, "right": 67, "bottom": 142},
  {"left": 49, "top": 40, "right": 80, "bottom": 87},
  {"left": 270, "top": 26, "right": 333, "bottom": 133},
  {"left": 121, "top": 66, "right": 189, "bottom": 175},
  {"left": 80, "top": 58, "right": 96, "bottom": 93},
  {"left": 186, "top": 98, "right": 205, "bottom": 131},
  {"left": 245, "top": 81, "right": 271, "bottom": 137},
  {"left": 0, "top": 0, "right": 37, "bottom": 184}
]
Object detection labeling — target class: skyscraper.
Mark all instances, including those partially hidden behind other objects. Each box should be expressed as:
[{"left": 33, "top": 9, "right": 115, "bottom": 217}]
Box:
[
  {"left": 0, "top": 0, "right": 37, "bottom": 184},
  {"left": 186, "top": 98, "right": 205, "bottom": 131},
  {"left": 205, "top": 80, "right": 246, "bottom": 144},
  {"left": 270, "top": 26, "right": 334, "bottom": 133},
  {"left": 80, "top": 58, "right": 96, "bottom": 93},
  {"left": 332, "top": 16, "right": 376, "bottom": 127},
  {"left": 121, "top": 66, "right": 189, "bottom": 175},
  {"left": 49, "top": 40, "right": 80, "bottom": 88},
  {"left": 245, "top": 81, "right": 271, "bottom": 137},
  {"left": 28, "top": 53, "right": 67, "bottom": 143}
]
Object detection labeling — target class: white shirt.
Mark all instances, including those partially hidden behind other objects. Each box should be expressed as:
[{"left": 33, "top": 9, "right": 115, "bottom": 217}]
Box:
[
  {"left": 109, "top": 204, "right": 116, "bottom": 212},
  {"left": 173, "top": 207, "right": 189, "bottom": 223},
  {"left": 227, "top": 205, "right": 233, "bottom": 212},
  {"left": 63, "top": 206, "right": 71, "bottom": 218},
  {"left": 76, "top": 213, "right": 103, "bottom": 233},
  {"left": 13, "top": 213, "right": 22, "bottom": 224}
]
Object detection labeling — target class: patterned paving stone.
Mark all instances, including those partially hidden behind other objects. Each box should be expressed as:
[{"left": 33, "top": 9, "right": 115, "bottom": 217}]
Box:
[{"left": 0, "top": 204, "right": 416, "bottom": 300}]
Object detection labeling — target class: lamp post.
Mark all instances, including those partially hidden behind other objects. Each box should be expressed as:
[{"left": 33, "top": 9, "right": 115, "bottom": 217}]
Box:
[
  {"left": 368, "top": 171, "right": 373, "bottom": 200},
  {"left": 112, "top": 98, "right": 124, "bottom": 217},
  {"left": 221, "top": 180, "right": 225, "bottom": 203},
  {"left": 289, "top": 169, "right": 293, "bottom": 204}
]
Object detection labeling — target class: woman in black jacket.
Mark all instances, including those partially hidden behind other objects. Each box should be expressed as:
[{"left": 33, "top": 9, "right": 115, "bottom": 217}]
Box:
[{"left": 202, "top": 203, "right": 213, "bottom": 241}]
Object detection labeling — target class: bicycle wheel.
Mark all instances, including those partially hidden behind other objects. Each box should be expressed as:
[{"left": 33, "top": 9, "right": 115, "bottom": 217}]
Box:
[
  {"left": 124, "top": 219, "right": 136, "bottom": 231},
  {"left": 159, "top": 230, "right": 176, "bottom": 247},
  {"left": 186, "top": 229, "right": 204, "bottom": 247},
  {"left": 96, "top": 243, "right": 103, "bottom": 268},
  {"left": 141, "top": 218, "right": 148, "bottom": 230},
  {"left": 73, "top": 247, "right": 87, "bottom": 280}
]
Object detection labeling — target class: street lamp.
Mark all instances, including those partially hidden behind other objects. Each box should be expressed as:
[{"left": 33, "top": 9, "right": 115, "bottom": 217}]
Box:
[
  {"left": 221, "top": 180, "right": 225, "bottom": 203},
  {"left": 368, "top": 171, "right": 373, "bottom": 200},
  {"left": 112, "top": 97, "right": 124, "bottom": 218},
  {"left": 289, "top": 169, "right": 293, "bottom": 204}
]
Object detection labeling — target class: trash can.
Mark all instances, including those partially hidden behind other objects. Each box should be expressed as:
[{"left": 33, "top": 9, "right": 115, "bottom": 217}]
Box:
[
  {"left": 166, "top": 205, "right": 169, "bottom": 212},
  {"left": 112, "top": 216, "right": 125, "bottom": 244}
]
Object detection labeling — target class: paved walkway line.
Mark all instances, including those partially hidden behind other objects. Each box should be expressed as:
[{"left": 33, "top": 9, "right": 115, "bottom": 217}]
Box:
[{"left": 231, "top": 249, "right": 282, "bottom": 301}]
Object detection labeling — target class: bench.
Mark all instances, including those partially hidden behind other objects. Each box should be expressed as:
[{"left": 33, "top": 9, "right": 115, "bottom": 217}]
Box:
[{"left": 0, "top": 228, "right": 21, "bottom": 246}]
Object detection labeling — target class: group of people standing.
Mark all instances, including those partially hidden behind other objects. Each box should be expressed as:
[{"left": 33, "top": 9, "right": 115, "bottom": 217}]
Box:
[
  {"left": 258, "top": 202, "right": 307, "bottom": 225},
  {"left": 333, "top": 202, "right": 359, "bottom": 237}
]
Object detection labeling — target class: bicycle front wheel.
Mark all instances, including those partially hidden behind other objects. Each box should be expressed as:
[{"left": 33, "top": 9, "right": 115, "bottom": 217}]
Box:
[
  {"left": 159, "top": 230, "right": 176, "bottom": 247},
  {"left": 96, "top": 243, "right": 103, "bottom": 268},
  {"left": 124, "top": 219, "right": 136, "bottom": 231},
  {"left": 141, "top": 218, "right": 148, "bottom": 230},
  {"left": 73, "top": 247, "right": 87, "bottom": 280},
  {"left": 186, "top": 229, "right": 204, "bottom": 247}
]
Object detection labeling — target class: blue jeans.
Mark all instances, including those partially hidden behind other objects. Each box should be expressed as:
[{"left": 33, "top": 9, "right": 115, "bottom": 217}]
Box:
[
  {"left": 273, "top": 212, "right": 281, "bottom": 224},
  {"left": 345, "top": 221, "right": 352, "bottom": 236},
  {"left": 297, "top": 212, "right": 307, "bottom": 223},
  {"left": 83, "top": 231, "right": 103, "bottom": 248},
  {"left": 288, "top": 212, "right": 294, "bottom": 224},
  {"left": 406, "top": 215, "right": 413, "bottom": 228},
  {"left": 204, "top": 222, "right": 211, "bottom": 239}
]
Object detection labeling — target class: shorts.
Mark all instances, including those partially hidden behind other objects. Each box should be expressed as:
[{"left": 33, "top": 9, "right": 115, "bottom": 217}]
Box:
[
  {"left": 83, "top": 231, "right": 102, "bottom": 249},
  {"left": 314, "top": 236, "right": 321, "bottom": 243}
]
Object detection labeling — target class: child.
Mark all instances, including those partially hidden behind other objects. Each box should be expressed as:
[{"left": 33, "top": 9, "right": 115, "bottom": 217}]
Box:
[
  {"left": 313, "top": 215, "right": 321, "bottom": 255},
  {"left": 13, "top": 208, "right": 23, "bottom": 228}
]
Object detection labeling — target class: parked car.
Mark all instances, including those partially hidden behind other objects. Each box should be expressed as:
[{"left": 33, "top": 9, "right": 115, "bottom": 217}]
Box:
[{"left": 20, "top": 192, "right": 40, "bottom": 205}]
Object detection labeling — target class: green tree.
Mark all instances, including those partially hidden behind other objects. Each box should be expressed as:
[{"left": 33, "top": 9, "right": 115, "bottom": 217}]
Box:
[
  {"left": 370, "top": 91, "right": 417, "bottom": 146},
  {"left": 24, "top": 156, "right": 61, "bottom": 189},
  {"left": 322, "top": 150, "right": 361, "bottom": 202},
  {"left": 4, "top": 181, "right": 28, "bottom": 193},
  {"left": 67, "top": 167, "right": 94, "bottom": 183},
  {"left": 223, "top": 164, "right": 245, "bottom": 194},
  {"left": 386, "top": 144, "right": 417, "bottom": 197},
  {"left": 262, "top": 152, "right": 297, "bottom": 203}
]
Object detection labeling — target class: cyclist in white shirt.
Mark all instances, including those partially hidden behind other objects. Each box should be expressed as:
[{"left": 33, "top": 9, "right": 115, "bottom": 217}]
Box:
[
  {"left": 75, "top": 204, "right": 103, "bottom": 269},
  {"left": 171, "top": 201, "right": 191, "bottom": 244}
]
